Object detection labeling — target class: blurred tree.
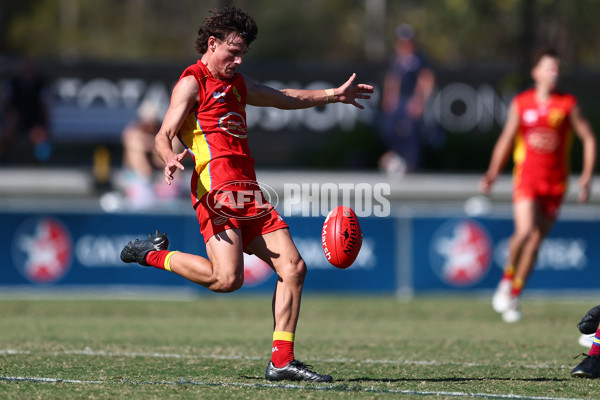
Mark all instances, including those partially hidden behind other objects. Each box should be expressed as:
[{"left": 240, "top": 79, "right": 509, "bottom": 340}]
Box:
[
  {"left": 386, "top": 0, "right": 600, "bottom": 68},
  {"left": 0, "top": 0, "right": 30, "bottom": 54},
  {"left": 2, "top": 0, "right": 600, "bottom": 66},
  {"left": 4, "top": 0, "right": 219, "bottom": 61}
]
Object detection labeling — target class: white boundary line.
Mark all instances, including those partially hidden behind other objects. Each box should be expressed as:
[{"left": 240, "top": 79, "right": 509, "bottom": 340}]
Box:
[
  {"left": 0, "top": 375, "right": 588, "bottom": 400},
  {"left": 0, "top": 348, "right": 570, "bottom": 370}
]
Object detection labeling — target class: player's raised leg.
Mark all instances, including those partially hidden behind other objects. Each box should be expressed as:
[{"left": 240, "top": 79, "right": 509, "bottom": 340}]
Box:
[
  {"left": 247, "top": 228, "right": 332, "bottom": 382},
  {"left": 172, "top": 229, "right": 245, "bottom": 292},
  {"left": 121, "top": 229, "right": 245, "bottom": 293}
]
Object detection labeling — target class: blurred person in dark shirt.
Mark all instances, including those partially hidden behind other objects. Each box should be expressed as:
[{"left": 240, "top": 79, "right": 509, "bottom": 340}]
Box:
[
  {"left": 1, "top": 56, "right": 51, "bottom": 164},
  {"left": 379, "top": 24, "right": 436, "bottom": 174}
]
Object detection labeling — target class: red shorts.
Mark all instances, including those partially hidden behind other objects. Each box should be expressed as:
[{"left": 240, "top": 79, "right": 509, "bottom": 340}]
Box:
[
  {"left": 513, "top": 183, "right": 564, "bottom": 219},
  {"left": 195, "top": 189, "right": 288, "bottom": 253}
]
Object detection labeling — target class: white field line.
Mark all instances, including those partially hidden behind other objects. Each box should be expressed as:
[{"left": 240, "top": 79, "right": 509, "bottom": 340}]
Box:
[
  {"left": 0, "top": 348, "right": 570, "bottom": 370},
  {"left": 0, "top": 374, "right": 588, "bottom": 400}
]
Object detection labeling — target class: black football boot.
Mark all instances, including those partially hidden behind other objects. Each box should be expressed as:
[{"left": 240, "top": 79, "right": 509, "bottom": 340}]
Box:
[
  {"left": 571, "top": 354, "right": 600, "bottom": 378},
  {"left": 120, "top": 230, "right": 169, "bottom": 266},
  {"left": 265, "top": 360, "right": 333, "bottom": 382}
]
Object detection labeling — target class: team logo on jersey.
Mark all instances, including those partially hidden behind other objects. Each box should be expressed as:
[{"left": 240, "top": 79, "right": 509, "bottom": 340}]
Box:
[
  {"left": 232, "top": 86, "right": 241, "bottom": 102},
  {"left": 523, "top": 109, "right": 538, "bottom": 125},
  {"left": 243, "top": 253, "right": 273, "bottom": 287},
  {"left": 11, "top": 217, "right": 72, "bottom": 284},
  {"left": 429, "top": 219, "right": 492, "bottom": 287},
  {"left": 212, "top": 91, "right": 226, "bottom": 102},
  {"left": 527, "top": 128, "right": 559, "bottom": 153},
  {"left": 218, "top": 112, "right": 247, "bottom": 138},
  {"left": 213, "top": 216, "right": 229, "bottom": 225},
  {"left": 548, "top": 109, "right": 566, "bottom": 128},
  {"left": 212, "top": 85, "right": 230, "bottom": 103}
]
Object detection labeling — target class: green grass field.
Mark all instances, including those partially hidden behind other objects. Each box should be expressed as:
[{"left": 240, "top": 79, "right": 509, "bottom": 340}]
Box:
[{"left": 0, "top": 295, "right": 598, "bottom": 399}]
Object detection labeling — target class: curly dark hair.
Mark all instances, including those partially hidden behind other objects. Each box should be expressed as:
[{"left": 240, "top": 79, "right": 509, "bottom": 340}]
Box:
[
  {"left": 195, "top": 7, "right": 258, "bottom": 54},
  {"left": 531, "top": 46, "right": 558, "bottom": 67}
]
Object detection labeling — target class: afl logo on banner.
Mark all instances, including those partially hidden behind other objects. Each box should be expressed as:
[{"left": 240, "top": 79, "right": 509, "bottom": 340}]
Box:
[
  {"left": 429, "top": 219, "right": 492, "bottom": 287},
  {"left": 11, "top": 217, "right": 72, "bottom": 284},
  {"left": 243, "top": 253, "right": 273, "bottom": 287}
]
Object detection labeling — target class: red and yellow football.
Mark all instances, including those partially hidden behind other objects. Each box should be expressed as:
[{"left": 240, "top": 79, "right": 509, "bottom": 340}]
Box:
[{"left": 321, "top": 206, "right": 362, "bottom": 269}]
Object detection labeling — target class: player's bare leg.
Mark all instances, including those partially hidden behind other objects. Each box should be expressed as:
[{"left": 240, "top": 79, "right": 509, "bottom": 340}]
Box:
[
  {"left": 507, "top": 200, "right": 537, "bottom": 284},
  {"left": 493, "top": 200, "right": 534, "bottom": 314},
  {"left": 512, "top": 209, "right": 554, "bottom": 293},
  {"left": 501, "top": 201, "right": 554, "bottom": 322},
  {"left": 122, "top": 229, "right": 246, "bottom": 293},
  {"left": 166, "top": 229, "right": 245, "bottom": 292},
  {"left": 250, "top": 230, "right": 304, "bottom": 334},
  {"left": 501, "top": 200, "right": 537, "bottom": 321},
  {"left": 248, "top": 228, "right": 332, "bottom": 382}
]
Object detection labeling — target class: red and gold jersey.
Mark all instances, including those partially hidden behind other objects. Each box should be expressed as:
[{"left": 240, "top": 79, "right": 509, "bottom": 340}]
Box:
[
  {"left": 176, "top": 61, "right": 258, "bottom": 206},
  {"left": 512, "top": 88, "right": 577, "bottom": 196}
]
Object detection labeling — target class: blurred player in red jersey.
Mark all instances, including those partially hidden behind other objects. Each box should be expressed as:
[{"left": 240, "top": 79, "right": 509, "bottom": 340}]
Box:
[
  {"left": 120, "top": 7, "right": 373, "bottom": 382},
  {"left": 480, "top": 47, "right": 596, "bottom": 323}
]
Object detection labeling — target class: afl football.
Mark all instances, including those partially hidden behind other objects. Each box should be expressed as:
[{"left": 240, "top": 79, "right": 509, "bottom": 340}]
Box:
[{"left": 321, "top": 206, "right": 362, "bottom": 269}]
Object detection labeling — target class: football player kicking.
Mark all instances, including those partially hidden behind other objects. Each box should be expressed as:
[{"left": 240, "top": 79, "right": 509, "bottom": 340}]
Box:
[
  {"left": 572, "top": 305, "right": 600, "bottom": 378},
  {"left": 120, "top": 7, "right": 373, "bottom": 382},
  {"left": 480, "top": 47, "right": 596, "bottom": 323}
]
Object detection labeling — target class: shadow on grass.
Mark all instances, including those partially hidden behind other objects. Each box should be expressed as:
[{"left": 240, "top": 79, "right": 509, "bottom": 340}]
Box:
[
  {"left": 240, "top": 376, "right": 570, "bottom": 383},
  {"left": 345, "top": 377, "right": 570, "bottom": 383}
]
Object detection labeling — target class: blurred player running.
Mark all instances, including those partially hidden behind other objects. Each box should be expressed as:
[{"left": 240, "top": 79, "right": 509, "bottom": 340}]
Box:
[
  {"left": 120, "top": 7, "right": 373, "bottom": 382},
  {"left": 480, "top": 47, "right": 596, "bottom": 323}
]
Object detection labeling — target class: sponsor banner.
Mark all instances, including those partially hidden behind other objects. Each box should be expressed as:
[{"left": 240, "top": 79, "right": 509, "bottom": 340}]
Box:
[
  {"left": 1, "top": 212, "right": 396, "bottom": 294},
  {"left": 428, "top": 219, "right": 493, "bottom": 288},
  {"left": 412, "top": 216, "right": 599, "bottom": 292},
  {"left": 3, "top": 212, "right": 199, "bottom": 288},
  {"left": 6, "top": 210, "right": 597, "bottom": 294}
]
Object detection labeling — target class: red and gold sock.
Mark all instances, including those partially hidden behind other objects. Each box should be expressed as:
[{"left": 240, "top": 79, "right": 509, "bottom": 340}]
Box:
[
  {"left": 590, "top": 329, "right": 600, "bottom": 357},
  {"left": 510, "top": 277, "right": 523, "bottom": 297},
  {"left": 145, "top": 250, "right": 179, "bottom": 271},
  {"left": 501, "top": 265, "right": 515, "bottom": 282},
  {"left": 271, "top": 331, "right": 295, "bottom": 368}
]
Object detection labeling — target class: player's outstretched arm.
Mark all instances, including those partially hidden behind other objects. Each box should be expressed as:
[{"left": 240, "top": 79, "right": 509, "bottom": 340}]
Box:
[
  {"left": 245, "top": 73, "right": 374, "bottom": 110},
  {"left": 570, "top": 105, "right": 597, "bottom": 203},
  {"left": 155, "top": 76, "right": 197, "bottom": 185},
  {"left": 480, "top": 100, "right": 519, "bottom": 194}
]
